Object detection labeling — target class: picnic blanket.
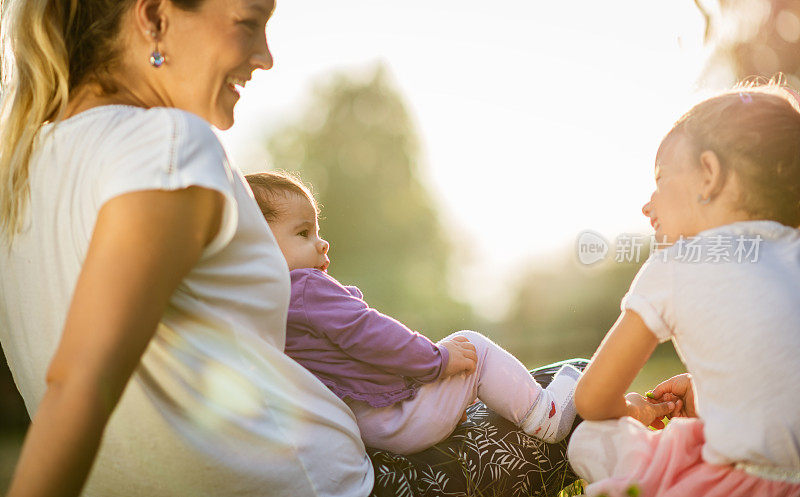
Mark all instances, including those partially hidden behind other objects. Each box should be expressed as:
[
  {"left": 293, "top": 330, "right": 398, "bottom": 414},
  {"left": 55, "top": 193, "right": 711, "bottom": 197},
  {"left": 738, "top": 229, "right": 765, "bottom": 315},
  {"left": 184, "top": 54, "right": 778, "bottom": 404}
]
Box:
[{"left": 368, "top": 358, "right": 589, "bottom": 497}]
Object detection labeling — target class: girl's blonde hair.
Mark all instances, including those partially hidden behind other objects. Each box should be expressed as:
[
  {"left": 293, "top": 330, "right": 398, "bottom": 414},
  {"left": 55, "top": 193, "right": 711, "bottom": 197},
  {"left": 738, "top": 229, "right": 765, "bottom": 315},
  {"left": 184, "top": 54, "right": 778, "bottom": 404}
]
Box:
[
  {"left": 664, "top": 82, "right": 800, "bottom": 227},
  {"left": 0, "top": 0, "right": 201, "bottom": 242}
]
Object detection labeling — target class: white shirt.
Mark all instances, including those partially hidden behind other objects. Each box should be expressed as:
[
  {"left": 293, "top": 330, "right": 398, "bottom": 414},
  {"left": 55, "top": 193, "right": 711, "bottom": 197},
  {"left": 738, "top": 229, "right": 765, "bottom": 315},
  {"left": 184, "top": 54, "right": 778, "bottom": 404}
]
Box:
[
  {"left": 622, "top": 220, "right": 800, "bottom": 469},
  {"left": 0, "top": 105, "right": 373, "bottom": 497}
]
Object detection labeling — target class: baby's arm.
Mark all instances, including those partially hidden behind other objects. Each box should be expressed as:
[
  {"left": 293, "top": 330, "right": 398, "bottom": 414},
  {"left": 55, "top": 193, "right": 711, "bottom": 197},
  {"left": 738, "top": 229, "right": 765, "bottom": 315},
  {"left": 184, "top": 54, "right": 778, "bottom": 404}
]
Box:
[
  {"left": 574, "top": 310, "right": 675, "bottom": 427},
  {"left": 298, "top": 270, "right": 453, "bottom": 382}
]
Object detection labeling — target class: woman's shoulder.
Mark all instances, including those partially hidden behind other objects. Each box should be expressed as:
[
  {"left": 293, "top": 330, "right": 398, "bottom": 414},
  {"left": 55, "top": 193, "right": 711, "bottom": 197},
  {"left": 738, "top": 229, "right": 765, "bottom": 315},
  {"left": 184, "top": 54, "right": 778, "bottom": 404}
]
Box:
[
  {"left": 46, "top": 106, "right": 237, "bottom": 219},
  {"left": 49, "top": 105, "right": 224, "bottom": 157}
]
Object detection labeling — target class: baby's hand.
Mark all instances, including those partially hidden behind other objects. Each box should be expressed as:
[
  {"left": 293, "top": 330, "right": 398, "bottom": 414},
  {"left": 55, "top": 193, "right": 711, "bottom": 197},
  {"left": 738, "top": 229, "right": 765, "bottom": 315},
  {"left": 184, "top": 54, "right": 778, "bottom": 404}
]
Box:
[
  {"left": 625, "top": 392, "right": 675, "bottom": 429},
  {"left": 646, "top": 373, "right": 696, "bottom": 419},
  {"left": 442, "top": 336, "right": 477, "bottom": 378}
]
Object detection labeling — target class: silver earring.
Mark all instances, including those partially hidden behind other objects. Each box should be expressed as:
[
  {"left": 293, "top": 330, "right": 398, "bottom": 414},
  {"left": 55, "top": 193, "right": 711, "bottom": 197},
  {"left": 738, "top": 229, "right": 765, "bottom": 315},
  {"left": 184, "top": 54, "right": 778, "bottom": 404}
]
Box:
[
  {"left": 149, "top": 31, "right": 165, "bottom": 68},
  {"left": 697, "top": 194, "right": 710, "bottom": 205}
]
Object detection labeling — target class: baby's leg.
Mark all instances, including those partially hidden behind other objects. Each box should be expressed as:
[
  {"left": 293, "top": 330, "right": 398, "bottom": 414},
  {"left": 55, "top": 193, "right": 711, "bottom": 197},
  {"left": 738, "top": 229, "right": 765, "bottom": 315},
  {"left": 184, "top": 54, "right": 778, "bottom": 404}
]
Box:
[
  {"left": 447, "top": 330, "right": 581, "bottom": 443},
  {"left": 349, "top": 331, "right": 580, "bottom": 453},
  {"left": 348, "top": 330, "right": 538, "bottom": 454},
  {"left": 346, "top": 365, "right": 486, "bottom": 454},
  {"left": 443, "top": 330, "right": 541, "bottom": 424}
]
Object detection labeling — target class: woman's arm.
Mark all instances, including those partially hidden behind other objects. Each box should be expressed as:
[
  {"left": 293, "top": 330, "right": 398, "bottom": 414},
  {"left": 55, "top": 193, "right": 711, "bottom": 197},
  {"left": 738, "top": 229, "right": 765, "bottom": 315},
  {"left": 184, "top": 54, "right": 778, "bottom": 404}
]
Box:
[
  {"left": 7, "top": 187, "right": 223, "bottom": 497},
  {"left": 574, "top": 310, "right": 674, "bottom": 426}
]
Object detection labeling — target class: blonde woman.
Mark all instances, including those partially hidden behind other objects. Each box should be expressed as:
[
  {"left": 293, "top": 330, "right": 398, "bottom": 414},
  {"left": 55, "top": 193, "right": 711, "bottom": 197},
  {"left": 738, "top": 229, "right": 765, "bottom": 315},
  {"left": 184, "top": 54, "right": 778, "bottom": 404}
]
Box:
[{"left": 0, "top": 1, "right": 374, "bottom": 496}]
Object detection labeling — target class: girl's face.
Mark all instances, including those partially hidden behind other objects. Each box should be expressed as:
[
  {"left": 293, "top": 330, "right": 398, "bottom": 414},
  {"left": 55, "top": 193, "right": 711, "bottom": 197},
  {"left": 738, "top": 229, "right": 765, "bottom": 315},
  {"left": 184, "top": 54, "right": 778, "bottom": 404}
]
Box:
[
  {"left": 642, "top": 136, "right": 705, "bottom": 243},
  {"left": 153, "top": 0, "right": 275, "bottom": 129},
  {"left": 268, "top": 193, "right": 330, "bottom": 272}
]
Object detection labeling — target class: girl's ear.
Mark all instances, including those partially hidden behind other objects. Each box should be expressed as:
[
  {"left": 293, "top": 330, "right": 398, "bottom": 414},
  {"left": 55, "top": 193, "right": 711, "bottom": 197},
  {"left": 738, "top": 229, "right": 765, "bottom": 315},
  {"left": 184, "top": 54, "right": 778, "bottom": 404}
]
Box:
[{"left": 697, "top": 150, "right": 727, "bottom": 202}]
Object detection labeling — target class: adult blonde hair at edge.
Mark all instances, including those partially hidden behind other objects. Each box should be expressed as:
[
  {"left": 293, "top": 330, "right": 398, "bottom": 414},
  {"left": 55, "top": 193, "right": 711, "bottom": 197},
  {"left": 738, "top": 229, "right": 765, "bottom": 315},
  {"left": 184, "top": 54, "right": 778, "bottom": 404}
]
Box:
[
  {"left": 0, "top": 0, "right": 201, "bottom": 243},
  {"left": 0, "top": 0, "right": 78, "bottom": 242}
]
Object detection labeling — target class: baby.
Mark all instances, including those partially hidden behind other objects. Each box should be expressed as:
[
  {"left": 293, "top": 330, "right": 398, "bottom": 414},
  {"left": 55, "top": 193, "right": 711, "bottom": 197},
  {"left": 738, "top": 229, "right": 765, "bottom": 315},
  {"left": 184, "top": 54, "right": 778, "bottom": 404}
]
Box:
[{"left": 246, "top": 171, "right": 582, "bottom": 454}]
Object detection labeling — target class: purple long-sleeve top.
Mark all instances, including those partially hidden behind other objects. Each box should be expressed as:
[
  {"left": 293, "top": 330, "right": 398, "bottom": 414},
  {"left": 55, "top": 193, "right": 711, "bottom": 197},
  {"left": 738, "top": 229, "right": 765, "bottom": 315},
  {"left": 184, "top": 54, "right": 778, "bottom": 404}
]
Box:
[{"left": 284, "top": 268, "right": 450, "bottom": 408}]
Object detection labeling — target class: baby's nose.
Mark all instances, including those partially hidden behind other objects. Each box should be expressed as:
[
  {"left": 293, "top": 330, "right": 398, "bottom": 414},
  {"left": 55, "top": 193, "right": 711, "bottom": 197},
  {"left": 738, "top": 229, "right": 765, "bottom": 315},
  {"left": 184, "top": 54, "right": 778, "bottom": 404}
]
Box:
[{"left": 318, "top": 239, "right": 329, "bottom": 254}]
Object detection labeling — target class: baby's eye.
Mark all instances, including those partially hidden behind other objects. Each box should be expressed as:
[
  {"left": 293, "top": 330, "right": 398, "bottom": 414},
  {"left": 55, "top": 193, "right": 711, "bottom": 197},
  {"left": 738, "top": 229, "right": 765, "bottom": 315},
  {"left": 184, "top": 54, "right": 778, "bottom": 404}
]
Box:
[{"left": 298, "top": 230, "right": 309, "bottom": 238}]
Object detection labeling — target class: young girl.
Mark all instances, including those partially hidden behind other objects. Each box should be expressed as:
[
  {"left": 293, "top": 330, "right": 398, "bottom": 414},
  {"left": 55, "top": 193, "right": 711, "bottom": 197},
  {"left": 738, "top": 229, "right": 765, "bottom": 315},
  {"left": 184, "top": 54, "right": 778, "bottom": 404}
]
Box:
[
  {"left": 568, "top": 86, "right": 800, "bottom": 497},
  {"left": 245, "top": 172, "right": 583, "bottom": 454}
]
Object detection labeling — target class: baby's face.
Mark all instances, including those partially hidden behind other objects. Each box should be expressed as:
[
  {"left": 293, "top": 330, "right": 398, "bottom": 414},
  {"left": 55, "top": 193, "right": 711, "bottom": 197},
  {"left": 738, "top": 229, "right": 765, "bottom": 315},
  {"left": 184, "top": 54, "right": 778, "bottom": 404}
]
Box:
[{"left": 268, "top": 193, "right": 330, "bottom": 272}]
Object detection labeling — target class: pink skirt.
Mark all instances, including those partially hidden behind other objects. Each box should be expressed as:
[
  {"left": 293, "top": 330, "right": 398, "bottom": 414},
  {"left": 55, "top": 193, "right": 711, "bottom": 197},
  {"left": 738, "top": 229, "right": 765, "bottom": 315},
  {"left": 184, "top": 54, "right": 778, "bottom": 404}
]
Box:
[{"left": 567, "top": 417, "right": 800, "bottom": 497}]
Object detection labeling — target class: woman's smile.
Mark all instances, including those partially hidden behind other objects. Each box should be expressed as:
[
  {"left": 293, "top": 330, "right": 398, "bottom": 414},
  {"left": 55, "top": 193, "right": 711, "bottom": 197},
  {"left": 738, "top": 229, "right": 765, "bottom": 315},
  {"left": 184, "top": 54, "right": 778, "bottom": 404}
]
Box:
[{"left": 225, "top": 75, "right": 249, "bottom": 97}]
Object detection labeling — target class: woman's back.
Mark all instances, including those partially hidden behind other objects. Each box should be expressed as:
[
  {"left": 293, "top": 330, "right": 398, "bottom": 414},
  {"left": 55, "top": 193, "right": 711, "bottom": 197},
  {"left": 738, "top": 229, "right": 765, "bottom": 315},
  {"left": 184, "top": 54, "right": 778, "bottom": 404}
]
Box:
[{"left": 0, "top": 105, "right": 373, "bottom": 497}]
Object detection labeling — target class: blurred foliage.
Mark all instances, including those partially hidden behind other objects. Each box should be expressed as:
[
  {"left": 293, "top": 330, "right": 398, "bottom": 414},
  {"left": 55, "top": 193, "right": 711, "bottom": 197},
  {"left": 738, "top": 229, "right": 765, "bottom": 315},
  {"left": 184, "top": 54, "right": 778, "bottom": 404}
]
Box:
[
  {"left": 264, "top": 63, "right": 685, "bottom": 390},
  {"left": 497, "top": 252, "right": 685, "bottom": 394},
  {"left": 699, "top": 0, "right": 800, "bottom": 85},
  {"left": 267, "top": 65, "right": 476, "bottom": 339},
  {"left": 499, "top": 257, "right": 644, "bottom": 364}
]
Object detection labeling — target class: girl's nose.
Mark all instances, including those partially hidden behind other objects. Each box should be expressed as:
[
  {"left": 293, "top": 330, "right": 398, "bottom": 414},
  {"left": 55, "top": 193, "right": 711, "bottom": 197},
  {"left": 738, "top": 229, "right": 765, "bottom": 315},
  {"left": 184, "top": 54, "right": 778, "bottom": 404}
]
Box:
[
  {"left": 642, "top": 193, "right": 654, "bottom": 217},
  {"left": 318, "top": 239, "right": 329, "bottom": 254}
]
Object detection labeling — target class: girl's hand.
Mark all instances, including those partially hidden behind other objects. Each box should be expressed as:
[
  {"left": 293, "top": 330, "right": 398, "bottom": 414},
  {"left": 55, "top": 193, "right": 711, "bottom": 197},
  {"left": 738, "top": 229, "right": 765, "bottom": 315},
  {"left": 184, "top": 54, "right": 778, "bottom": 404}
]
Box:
[
  {"left": 647, "top": 373, "right": 696, "bottom": 419},
  {"left": 625, "top": 392, "right": 674, "bottom": 429},
  {"left": 442, "top": 336, "right": 477, "bottom": 377}
]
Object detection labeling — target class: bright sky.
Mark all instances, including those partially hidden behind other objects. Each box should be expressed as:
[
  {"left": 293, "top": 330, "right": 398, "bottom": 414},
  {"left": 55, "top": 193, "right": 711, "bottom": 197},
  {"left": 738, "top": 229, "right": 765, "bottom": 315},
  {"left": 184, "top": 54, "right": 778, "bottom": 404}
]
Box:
[{"left": 218, "top": 0, "right": 724, "bottom": 317}]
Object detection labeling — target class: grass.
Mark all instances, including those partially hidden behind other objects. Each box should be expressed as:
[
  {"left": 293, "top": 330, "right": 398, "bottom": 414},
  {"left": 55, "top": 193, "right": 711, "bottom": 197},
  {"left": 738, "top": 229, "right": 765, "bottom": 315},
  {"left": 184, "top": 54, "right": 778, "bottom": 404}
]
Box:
[{"left": 558, "top": 479, "right": 586, "bottom": 496}]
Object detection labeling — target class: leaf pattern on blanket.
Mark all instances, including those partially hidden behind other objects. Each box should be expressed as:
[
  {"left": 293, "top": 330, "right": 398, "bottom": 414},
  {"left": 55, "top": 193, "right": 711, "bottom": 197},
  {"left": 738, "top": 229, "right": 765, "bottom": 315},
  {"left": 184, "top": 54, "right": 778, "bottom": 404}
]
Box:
[{"left": 368, "top": 359, "right": 589, "bottom": 497}]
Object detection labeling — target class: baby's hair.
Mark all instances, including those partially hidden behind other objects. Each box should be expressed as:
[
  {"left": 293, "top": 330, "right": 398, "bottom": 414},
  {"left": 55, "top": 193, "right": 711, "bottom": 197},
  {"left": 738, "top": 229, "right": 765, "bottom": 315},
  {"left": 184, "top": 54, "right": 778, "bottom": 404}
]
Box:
[
  {"left": 662, "top": 81, "right": 800, "bottom": 227},
  {"left": 245, "top": 171, "right": 319, "bottom": 222}
]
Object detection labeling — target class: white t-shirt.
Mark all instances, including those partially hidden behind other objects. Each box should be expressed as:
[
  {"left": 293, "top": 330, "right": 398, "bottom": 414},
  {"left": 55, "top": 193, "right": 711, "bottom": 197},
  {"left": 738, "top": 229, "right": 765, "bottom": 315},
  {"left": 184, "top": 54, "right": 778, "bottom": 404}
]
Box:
[
  {"left": 0, "top": 105, "right": 373, "bottom": 497},
  {"left": 622, "top": 220, "right": 800, "bottom": 469}
]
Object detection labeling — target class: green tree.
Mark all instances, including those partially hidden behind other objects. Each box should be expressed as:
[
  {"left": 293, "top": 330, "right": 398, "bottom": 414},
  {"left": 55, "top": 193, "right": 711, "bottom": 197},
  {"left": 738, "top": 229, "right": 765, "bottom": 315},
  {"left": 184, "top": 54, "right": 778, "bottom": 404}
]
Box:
[{"left": 267, "top": 65, "right": 473, "bottom": 339}]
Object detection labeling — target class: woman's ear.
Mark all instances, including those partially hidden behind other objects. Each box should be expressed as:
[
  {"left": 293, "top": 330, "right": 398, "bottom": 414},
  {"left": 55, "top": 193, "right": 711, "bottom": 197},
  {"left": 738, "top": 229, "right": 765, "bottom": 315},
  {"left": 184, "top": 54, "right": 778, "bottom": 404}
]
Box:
[
  {"left": 697, "top": 150, "right": 727, "bottom": 202},
  {"left": 132, "top": 0, "right": 169, "bottom": 39}
]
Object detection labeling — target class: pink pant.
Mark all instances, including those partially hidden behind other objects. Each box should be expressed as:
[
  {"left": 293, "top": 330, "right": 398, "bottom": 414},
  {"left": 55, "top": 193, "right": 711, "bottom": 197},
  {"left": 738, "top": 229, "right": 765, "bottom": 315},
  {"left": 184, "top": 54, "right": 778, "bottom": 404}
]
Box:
[
  {"left": 568, "top": 417, "right": 800, "bottom": 497},
  {"left": 345, "top": 330, "right": 543, "bottom": 454}
]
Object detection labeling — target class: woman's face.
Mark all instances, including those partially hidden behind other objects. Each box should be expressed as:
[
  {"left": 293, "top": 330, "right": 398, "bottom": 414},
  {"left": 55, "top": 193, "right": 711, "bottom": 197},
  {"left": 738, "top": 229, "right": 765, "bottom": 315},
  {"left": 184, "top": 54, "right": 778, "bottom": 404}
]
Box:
[{"left": 157, "top": 0, "right": 275, "bottom": 129}]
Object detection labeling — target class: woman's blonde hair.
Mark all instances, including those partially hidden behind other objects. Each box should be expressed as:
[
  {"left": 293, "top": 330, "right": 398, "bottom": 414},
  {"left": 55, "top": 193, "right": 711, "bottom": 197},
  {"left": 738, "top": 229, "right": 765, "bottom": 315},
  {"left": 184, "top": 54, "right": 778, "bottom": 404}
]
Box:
[
  {"left": 0, "top": 0, "right": 76, "bottom": 241},
  {"left": 0, "top": 0, "right": 201, "bottom": 242}
]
